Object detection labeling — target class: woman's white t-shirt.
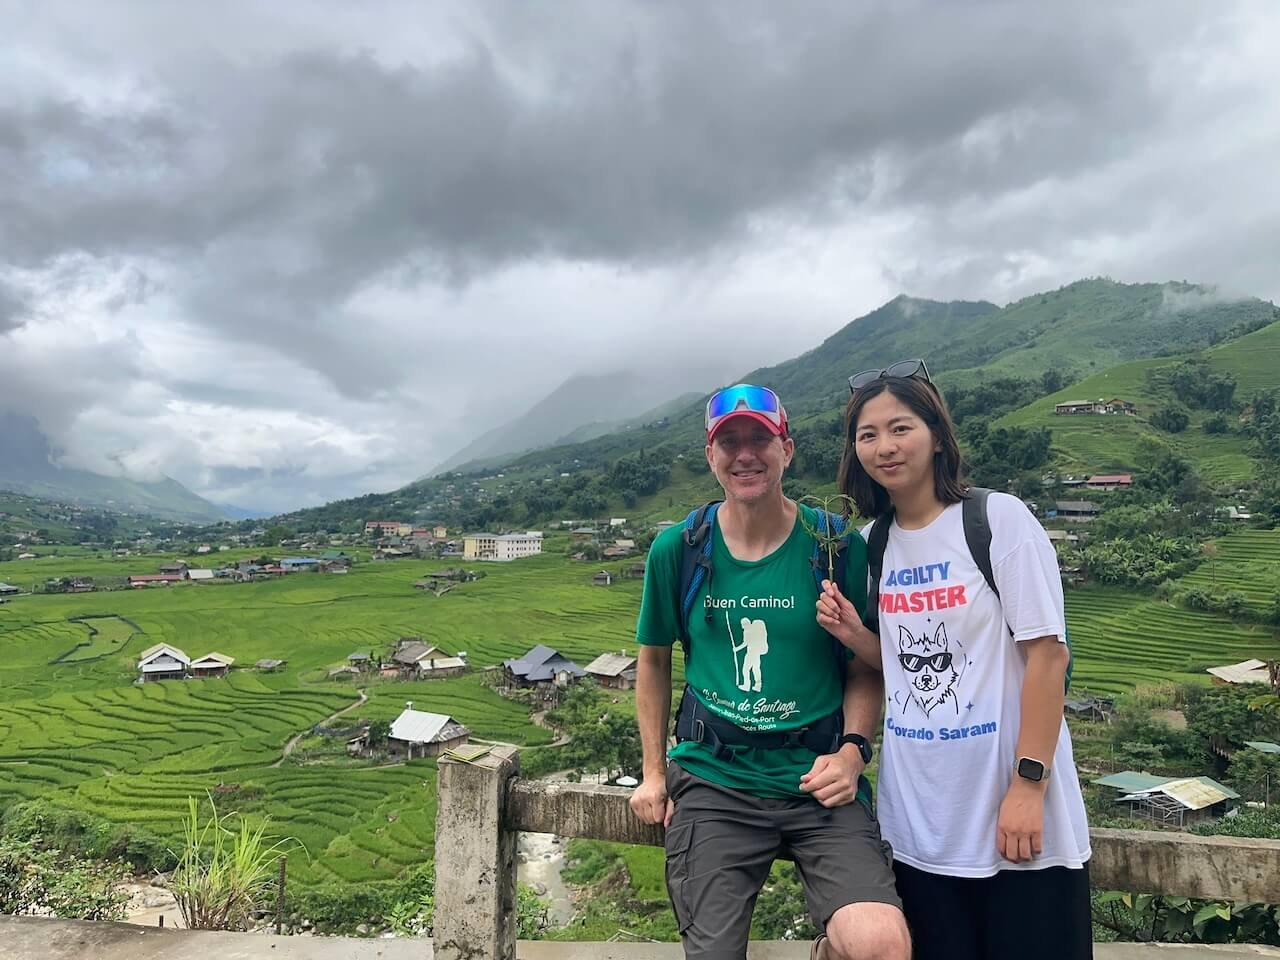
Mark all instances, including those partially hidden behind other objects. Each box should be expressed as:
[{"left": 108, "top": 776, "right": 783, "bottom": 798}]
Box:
[{"left": 864, "top": 493, "right": 1091, "bottom": 877}]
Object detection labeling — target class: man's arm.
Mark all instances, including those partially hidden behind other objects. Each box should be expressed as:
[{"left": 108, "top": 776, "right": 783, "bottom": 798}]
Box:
[
  {"left": 799, "top": 656, "right": 884, "bottom": 807},
  {"left": 630, "top": 643, "right": 675, "bottom": 826},
  {"left": 997, "top": 635, "right": 1069, "bottom": 862}
]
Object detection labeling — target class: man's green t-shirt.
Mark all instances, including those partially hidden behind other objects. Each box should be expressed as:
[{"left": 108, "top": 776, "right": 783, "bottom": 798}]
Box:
[{"left": 636, "top": 503, "right": 870, "bottom": 800}]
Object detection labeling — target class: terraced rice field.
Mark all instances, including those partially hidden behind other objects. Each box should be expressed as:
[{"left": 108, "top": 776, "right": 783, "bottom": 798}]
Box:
[
  {"left": 0, "top": 549, "right": 639, "bottom": 887},
  {"left": 1065, "top": 586, "right": 1280, "bottom": 694},
  {"left": 55, "top": 616, "right": 139, "bottom": 662},
  {"left": 1, "top": 544, "right": 1275, "bottom": 888},
  {"left": 1175, "top": 528, "right": 1280, "bottom": 614}
]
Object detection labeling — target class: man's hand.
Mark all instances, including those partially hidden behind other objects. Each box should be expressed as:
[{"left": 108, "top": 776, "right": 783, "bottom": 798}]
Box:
[
  {"left": 630, "top": 772, "right": 675, "bottom": 827},
  {"left": 816, "top": 580, "right": 881, "bottom": 667},
  {"left": 996, "top": 778, "right": 1045, "bottom": 863},
  {"left": 799, "top": 745, "right": 865, "bottom": 808}
]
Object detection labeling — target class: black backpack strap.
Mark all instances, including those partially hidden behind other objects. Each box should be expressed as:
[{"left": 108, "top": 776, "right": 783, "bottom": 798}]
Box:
[
  {"left": 962, "top": 487, "right": 999, "bottom": 597},
  {"left": 677, "top": 501, "right": 721, "bottom": 662},
  {"left": 863, "top": 510, "right": 893, "bottom": 634}
]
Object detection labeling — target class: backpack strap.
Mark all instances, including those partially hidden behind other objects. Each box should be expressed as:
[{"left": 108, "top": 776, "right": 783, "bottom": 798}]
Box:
[
  {"left": 963, "top": 487, "right": 1074, "bottom": 691},
  {"left": 677, "top": 501, "right": 721, "bottom": 663},
  {"left": 863, "top": 509, "right": 894, "bottom": 634},
  {"left": 961, "top": 487, "right": 999, "bottom": 597}
]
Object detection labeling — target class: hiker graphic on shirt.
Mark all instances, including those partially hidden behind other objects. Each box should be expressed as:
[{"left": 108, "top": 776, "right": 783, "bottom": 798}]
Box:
[{"left": 733, "top": 616, "right": 769, "bottom": 691}]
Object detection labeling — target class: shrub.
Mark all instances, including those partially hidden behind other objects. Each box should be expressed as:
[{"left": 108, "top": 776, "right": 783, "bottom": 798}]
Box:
[{"left": 170, "top": 795, "right": 296, "bottom": 931}]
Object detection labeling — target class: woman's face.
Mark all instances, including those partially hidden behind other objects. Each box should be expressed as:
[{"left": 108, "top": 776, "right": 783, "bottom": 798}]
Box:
[{"left": 852, "top": 390, "right": 940, "bottom": 498}]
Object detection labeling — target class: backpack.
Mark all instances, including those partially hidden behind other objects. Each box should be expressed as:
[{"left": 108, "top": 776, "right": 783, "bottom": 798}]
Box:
[
  {"left": 671, "top": 500, "right": 852, "bottom": 758},
  {"left": 864, "top": 487, "right": 1074, "bottom": 691},
  {"left": 677, "top": 501, "right": 851, "bottom": 666}
]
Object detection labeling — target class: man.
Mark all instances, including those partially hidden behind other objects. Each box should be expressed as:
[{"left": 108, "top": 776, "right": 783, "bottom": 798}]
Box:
[{"left": 629, "top": 384, "right": 910, "bottom": 960}]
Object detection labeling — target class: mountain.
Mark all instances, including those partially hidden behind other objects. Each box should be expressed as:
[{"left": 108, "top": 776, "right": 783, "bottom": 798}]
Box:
[
  {"left": 429, "top": 371, "right": 725, "bottom": 476},
  {"left": 272, "top": 279, "right": 1279, "bottom": 530},
  {"left": 0, "top": 413, "right": 226, "bottom": 523}
]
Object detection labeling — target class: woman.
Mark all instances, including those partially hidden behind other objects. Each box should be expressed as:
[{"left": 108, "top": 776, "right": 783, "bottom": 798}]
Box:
[{"left": 815, "top": 359, "right": 1092, "bottom": 960}]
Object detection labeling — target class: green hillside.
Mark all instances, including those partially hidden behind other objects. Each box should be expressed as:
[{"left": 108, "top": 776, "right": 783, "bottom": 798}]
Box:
[
  {"left": 1175, "top": 528, "right": 1280, "bottom": 614},
  {"left": 278, "top": 279, "right": 1278, "bottom": 533},
  {"left": 996, "top": 319, "right": 1280, "bottom": 484}
]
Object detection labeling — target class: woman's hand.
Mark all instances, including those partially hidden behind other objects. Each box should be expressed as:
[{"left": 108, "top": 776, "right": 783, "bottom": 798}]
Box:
[
  {"left": 996, "top": 779, "right": 1046, "bottom": 863},
  {"left": 816, "top": 580, "right": 881, "bottom": 668}
]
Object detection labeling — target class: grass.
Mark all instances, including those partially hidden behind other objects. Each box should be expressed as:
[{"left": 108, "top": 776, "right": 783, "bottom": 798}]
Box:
[
  {"left": 1174, "top": 528, "right": 1280, "bottom": 614},
  {"left": 995, "top": 320, "right": 1280, "bottom": 484},
  {"left": 2, "top": 541, "right": 1277, "bottom": 893},
  {"left": 0, "top": 549, "right": 644, "bottom": 888},
  {"left": 1065, "top": 586, "right": 1280, "bottom": 695}
]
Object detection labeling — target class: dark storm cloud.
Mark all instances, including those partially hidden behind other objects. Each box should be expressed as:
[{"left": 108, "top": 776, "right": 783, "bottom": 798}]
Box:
[
  {"left": 1, "top": 0, "right": 1276, "bottom": 510},
  {"left": 2, "top": 4, "right": 1181, "bottom": 302}
]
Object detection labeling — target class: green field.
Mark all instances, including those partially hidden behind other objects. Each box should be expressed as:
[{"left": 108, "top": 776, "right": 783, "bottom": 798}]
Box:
[
  {"left": 1175, "top": 528, "right": 1280, "bottom": 614},
  {"left": 1065, "top": 586, "right": 1280, "bottom": 695},
  {"left": 0, "top": 549, "right": 643, "bottom": 886},
  {"left": 1, "top": 544, "right": 1277, "bottom": 889},
  {"left": 995, "top": 319, "right": 1280, "bottom": 484}
]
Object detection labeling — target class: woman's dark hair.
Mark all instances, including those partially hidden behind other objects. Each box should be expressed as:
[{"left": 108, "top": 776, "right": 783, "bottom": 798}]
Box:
[{"left": 836, "top": 377, "right": 967, "bottom": 518}]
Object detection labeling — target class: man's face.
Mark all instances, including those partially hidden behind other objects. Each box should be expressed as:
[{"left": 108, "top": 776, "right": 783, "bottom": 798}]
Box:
[{"left": 705, "top": 418, "right": 794, "bottom": 505}]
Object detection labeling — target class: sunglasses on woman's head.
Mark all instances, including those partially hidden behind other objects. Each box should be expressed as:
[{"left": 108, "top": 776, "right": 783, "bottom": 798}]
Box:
[{"left": 848, "top": 359, "right": 932, "bottom": 394}]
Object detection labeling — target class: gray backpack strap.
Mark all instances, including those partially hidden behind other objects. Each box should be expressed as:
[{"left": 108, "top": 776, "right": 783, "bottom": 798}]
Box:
[{"left": 962, "top": 487, "right": 998, "bottom": 597}]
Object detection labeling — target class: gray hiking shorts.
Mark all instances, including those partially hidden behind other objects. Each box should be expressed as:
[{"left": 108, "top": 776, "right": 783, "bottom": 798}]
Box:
[{"left": 664, "top": 763, "right": 901, "bottom": 960}]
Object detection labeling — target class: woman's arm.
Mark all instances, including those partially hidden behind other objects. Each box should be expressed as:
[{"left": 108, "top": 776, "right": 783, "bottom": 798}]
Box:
[{"left": 997, "top": 634, "right": 1070, "bottom": 863}]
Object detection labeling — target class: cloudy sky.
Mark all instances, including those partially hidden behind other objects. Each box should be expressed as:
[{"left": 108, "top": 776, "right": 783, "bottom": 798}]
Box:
[{"left": 2, "top": 1, "right": 1278, "bottom": 514}]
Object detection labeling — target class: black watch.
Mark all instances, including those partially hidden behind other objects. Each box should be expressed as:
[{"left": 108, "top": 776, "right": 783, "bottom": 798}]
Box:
[
  {"left": 1015, "top": 756, "right": 1051, "bottom": 782},
  {"left": 838, "top": 733, "right": 873, "bottom": 764}
]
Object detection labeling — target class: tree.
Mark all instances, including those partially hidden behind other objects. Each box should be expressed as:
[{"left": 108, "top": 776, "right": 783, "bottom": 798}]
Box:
[
  {"left": 1228, "top": 747, "right": 1280, "bottom": 804},
  {"left": 1150, "top": 404, "right": 1190, "bottom": 433}
]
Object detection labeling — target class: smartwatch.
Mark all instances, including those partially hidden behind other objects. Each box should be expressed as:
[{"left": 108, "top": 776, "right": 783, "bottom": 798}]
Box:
[
  {"left": 1015, "top": 756, "right": 1051, "bottom": 782},
  {"left": 838, "top": 733, "right": 873, "bottom": 765}
]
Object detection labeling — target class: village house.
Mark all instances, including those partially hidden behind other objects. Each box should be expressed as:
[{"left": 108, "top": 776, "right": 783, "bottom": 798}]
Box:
[
  {"left": 1086, "top": 474, "right": 1133, "bottom": 491},
  {"left": 418, "top": 652, "right": 467, "bottom": 679},
  {"left": 1053, "top": 398, "right": 1137, "bottom": 415},
  {"left": 67, "top": 577, "right": 94, "bottom": 593},
  {"left": 190, "top": 652, "right": 234, "bottom": 679},
  {"left": 383, "top": 704, "right": 471, "bottom": 760},
  {"left": 1207, "top": 658, "right": 1275, "bottom": 685},
  {"left": 158, "top": 562, "right": 189, "bottom": 579},
  {"left": 0, "top": 583, "right": 20, "bottom": 596},
  {"left": 1094, "top": 771, "right": 1239, "bottom": 828},
  {"left": 137, "top": 643, "right": 190, "bottom": 682},
  {"left": 1047, "top": 500, "right": 1101, "bottom": 522},
  {"left": 187, "top": 569, "right": 215, "bottom": 583},
  {"left": 654, "top": 519, "right": 677, "bottom": 533},
  {"left": 584, "top": 651, "right": 638, "bottom": 690},
  {"left": 391, "top": 638, "right": 440, "bottom": 676},
  {"left": 1064, "top": 695, "right": 1114, "bottom": 722},
  {"left": 255, "top": 658, "right": 286, "bottom": 672},
  {"left": 320, "top": 549, "right": 352, "bottom": 567},
  {"left": 347, "top": 651, "right": 375, "bottom": 670},
  {"left": 280, "top": 557, "right": 321, "bottom": 572},
  {"left": 592, "top": 570, "right": 614, "bottom": 587},
  {"left": 503, "top": 644, "right": 586, "bottom": 692},
  {"left": 128, "top": 574, "right": 182, "bottom": 588},
  {"left": 463, "top": 532, "right": 543, "bottom": 561},
  {"left": 626, "top": 561, "right": 647, "bottom": 579},
  {"left": 569, "top": 527, "right": 597, "bottom": 543}
]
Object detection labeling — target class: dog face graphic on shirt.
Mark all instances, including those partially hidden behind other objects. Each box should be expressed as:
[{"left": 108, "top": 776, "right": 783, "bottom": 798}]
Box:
[{"left": 897, "top": 623, "right": 959, "bottom": 716}]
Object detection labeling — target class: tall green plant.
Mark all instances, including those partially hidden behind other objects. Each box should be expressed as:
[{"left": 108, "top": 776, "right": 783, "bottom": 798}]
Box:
[{"left": 169, "top": 794, "right": 297, "bottom": 931}]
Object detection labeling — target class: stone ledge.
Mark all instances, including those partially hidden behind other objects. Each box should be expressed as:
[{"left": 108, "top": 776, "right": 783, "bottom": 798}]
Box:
[{"left": 4, "top": 917, "right": 1280, "bottom": 960}]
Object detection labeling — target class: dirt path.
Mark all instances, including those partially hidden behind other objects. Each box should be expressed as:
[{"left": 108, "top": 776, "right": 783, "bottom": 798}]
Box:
[
  {"left": 271, "top": 688, "right": 368, "bottom": 768},
  {"left": 531, "top": 709, "right": 571, "bottom": 748}
]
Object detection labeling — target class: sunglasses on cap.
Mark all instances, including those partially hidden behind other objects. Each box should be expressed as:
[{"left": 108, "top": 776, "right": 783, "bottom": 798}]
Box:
[
  {"left": 848, "top": 358, "right": 932, "bottom": 394},
  {"left": 705, "top": 384, "right": 788, "bottom": 438}
]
